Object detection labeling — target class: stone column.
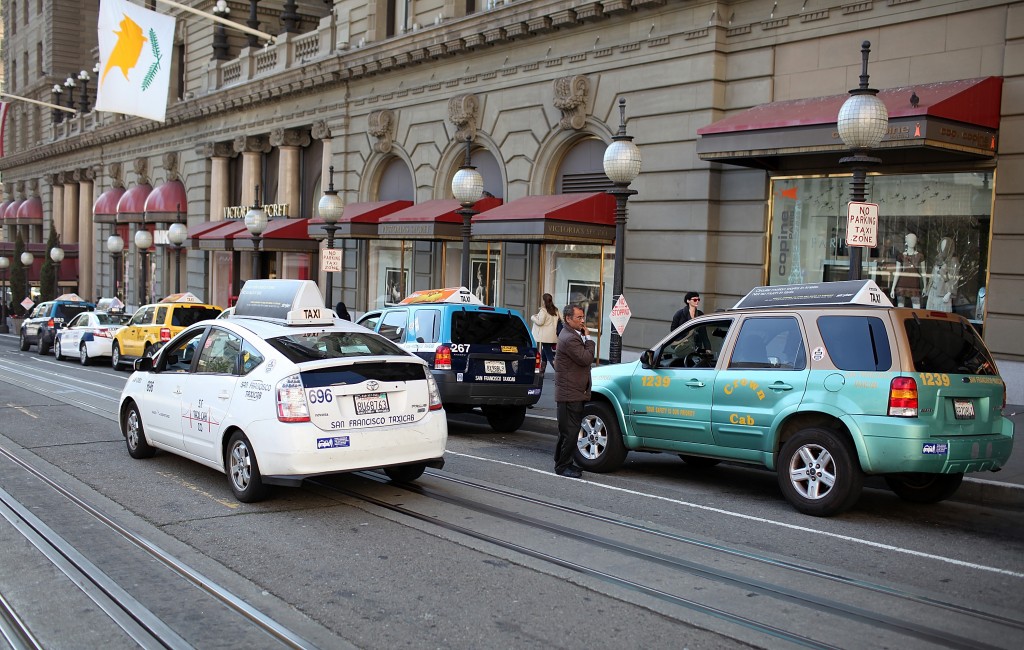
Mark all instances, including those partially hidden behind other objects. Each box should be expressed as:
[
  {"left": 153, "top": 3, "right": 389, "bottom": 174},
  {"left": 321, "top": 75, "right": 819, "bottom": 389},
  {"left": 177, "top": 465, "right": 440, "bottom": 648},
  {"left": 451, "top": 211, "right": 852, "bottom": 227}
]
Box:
[
  {"left": 50, "top": 174, "right": 65, "bottom": 239},
  {"left": 75, "top": 168, "right": 95, "bottom": 301},
  {"left": 62, "top": 174, "right": 79, "bottom": 243},
  {"left": 270, "top": 128, "right": 309, "bottom": 216},
  {"left": 234, "top": 135, "right": 270, "bottom": 208},
  {"left": 202, "top": 141, "right": 237, "bottom": 308}
]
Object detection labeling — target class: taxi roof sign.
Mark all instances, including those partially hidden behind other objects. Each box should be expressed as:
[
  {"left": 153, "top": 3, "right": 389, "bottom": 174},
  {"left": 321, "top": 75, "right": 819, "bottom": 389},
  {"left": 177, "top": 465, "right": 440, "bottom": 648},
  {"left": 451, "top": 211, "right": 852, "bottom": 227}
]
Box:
[
  {"left": 160, "top": 292, "right": 204, "bottom": 304},
  {"left": 55, "top": 293, "right": 87, "bottom": 302},
  {"left": 399, "top": 287, "right": 484, "bottom": 306},
  {"left": 234, "top": 279, "right": 334, "bottom": 326},
  {"left": 732, "top": 280, "right": 894, "bottom": 310}
]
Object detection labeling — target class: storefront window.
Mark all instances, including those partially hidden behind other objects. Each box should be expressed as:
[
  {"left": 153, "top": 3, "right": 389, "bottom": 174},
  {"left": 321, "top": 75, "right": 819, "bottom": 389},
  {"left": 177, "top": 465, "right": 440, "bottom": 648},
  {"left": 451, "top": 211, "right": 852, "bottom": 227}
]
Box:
[
  {"left": 368, "top": 240, "right": 412, "bottom": 307},
  {"left": 280, "top": 252, "right": 309, "bottom": 280},
  {"left": 541, "top": 243, "right": 613, "bottom": 360},
  {"left": 444, "top": 242, "right": 501, "bottom": 304},
  {"left": 769, "top": 172, "right": 991, "bottom": 323}
]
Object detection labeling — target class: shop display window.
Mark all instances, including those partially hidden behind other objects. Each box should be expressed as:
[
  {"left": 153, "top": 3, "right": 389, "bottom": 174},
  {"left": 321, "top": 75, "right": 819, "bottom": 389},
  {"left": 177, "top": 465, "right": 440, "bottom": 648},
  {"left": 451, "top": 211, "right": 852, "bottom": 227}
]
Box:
[
  {"left": 769, "top": 172, "right": 992, "bottom": 324},
  {"left": 443, "top": 242, "right": 502, "bottom": 305},
  {"left": 541, "top": 244, "right": 613, "bottom": 360}
]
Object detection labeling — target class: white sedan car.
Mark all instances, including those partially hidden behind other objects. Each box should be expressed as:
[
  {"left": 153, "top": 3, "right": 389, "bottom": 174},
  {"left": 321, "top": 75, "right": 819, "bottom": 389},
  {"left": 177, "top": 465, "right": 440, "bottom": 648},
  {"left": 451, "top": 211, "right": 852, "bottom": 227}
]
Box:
[
  {"left": 55, "top": 311, "right": 127, "bottom": 365},
  {"left": 118, "top": 280, "right": 447, "bottom": 502}
]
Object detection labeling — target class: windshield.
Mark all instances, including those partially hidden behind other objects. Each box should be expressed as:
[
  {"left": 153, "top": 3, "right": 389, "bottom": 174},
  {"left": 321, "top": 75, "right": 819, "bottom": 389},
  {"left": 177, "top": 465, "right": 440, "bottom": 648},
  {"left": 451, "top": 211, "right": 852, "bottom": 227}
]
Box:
[
  {"left": 94, "top": 313, "right": 122, "bottom": 326},
  {"left": 266, "top": 331, "right": 410, "bottom": 363},
  {"left": 903, "top": 316, "right": 997, "bottom": 375},
  {"left": 451, "top": 312, "right": 532, "bottom": 347}
]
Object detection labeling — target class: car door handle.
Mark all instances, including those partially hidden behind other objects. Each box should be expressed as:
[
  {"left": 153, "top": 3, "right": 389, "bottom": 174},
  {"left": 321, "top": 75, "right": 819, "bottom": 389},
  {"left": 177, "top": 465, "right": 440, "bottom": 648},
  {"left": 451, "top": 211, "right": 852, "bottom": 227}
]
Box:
[
  {"left": 173, "top": 387, "right": 182, "bottom": 395},
  {"left": 769, "top": 382, "right": 793, "bottom": 391},
  {"left": 219, "top": 391, "right": 231, "bottom": 400},
  {"left": 685, "top": 379, "right": 705, "bottom": 388}
]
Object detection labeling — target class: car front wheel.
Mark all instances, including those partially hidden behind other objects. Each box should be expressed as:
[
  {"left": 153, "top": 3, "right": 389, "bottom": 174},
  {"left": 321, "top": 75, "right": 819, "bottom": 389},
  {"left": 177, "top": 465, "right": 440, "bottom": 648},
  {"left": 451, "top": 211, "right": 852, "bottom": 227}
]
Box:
[
  {"left": 384, "top": 463, "right": 427, "bottom": 483},
  {"left": 124, "top": 402, "right": 156, "bottom": 459},
  {"left": 778, "top": 427, "right": 863, "bottom": 517},
  {"left": 19, "top": 331, "right": 30, "bottom": 351},
  {"left": 574, "top": 401, "right": 627, "bottom": 472},
  {"left": 226, "top": 431, "right": 269, "bottom": 503},
  {"left": 884, "top": 473, "right": 964, "bottom": 503}
]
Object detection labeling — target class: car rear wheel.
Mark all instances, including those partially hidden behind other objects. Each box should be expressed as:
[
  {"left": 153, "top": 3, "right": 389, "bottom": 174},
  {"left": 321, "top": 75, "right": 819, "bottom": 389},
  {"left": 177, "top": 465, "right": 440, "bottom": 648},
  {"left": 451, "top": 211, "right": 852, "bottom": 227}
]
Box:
[
  {"left": 483, "top": 405, "right": 527, "bottom": 433},
  {"left": 226, "top": 431, "right": 269, "bottom": 503},
  {"left": 678, "top": 455, "right": 722, "bottom": 468},
  {"left": 574, "top": 401, "right": 628, "bottom": 472},
  {"left": 111, "top": 343, "right": 123, "bottom": 369},
  {"left": 124, "top": 402, "right": 156, "bottom": 459},
  {"left": 79, "top": 343, "right": 91, "bottom": 366},
  {"left": 884, "top": 473, "right": 964, "bottom": 503},
  {"left": 384, "top": 463, "right": 427, "bottom": 483},
  {"left": 778, "top": 427, "right": 863, "bottom": 517},
  {"left": 19, "top": 331, "right": 30, "bottom": 351},
  {"left": 38, "top": 336, "right": 50, "bottom": 355}
]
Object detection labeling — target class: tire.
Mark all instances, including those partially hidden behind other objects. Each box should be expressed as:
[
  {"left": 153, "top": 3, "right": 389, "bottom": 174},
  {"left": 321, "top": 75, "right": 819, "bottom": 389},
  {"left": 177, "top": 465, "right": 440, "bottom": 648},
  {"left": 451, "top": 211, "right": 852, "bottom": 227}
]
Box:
[
  {"left": 111, "top": 343, "right": 123, "bottom": 369},
  {"left": 884, "top": 473, "right": 964, "bottom": 504},
  {"left": 679, "top": 455, "right": 722, "bottom": 468},
  {"left": 778, "top": 427, "right": 864, "bottom": 517},
  {"left": 384, "top": 463, "right": 427, "bottom": 483},
  {"left": 19, "top": 331, "right": 30, "bottom": 351},
  {"left": 573, "top": 401, "right": 628, "bottom": 472},
  {"left": 38, "top": 335, "right": 50, "bottom": 355},
  {"left": 54, "top": 338, "right": 64, "bottom": 360},
  {"left": 226, "top": 431, "right": 269, "bottom": 503},
  {"left": 483, "top": 405, "right": 527, "bottom": 433},
  {"left": 80, "top": 343, "right": 91, "bottom": 366},
  {"left": 124, "top": 402, "right": 156, "bottom": 459}
]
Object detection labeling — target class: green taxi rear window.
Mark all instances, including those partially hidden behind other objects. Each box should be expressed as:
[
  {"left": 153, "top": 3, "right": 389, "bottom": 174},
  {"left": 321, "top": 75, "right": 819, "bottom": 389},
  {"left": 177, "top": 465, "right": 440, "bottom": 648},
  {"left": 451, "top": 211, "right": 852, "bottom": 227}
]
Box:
[{"left": 817, "top": 316, "right": 892, "bottom": 371}]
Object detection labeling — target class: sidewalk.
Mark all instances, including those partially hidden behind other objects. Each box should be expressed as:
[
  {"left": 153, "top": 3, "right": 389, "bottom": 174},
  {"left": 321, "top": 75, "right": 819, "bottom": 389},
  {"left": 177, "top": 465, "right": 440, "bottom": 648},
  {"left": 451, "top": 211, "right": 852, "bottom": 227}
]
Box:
[{"left": 524, "top": 368, "right": 1024, "bottom": 510}]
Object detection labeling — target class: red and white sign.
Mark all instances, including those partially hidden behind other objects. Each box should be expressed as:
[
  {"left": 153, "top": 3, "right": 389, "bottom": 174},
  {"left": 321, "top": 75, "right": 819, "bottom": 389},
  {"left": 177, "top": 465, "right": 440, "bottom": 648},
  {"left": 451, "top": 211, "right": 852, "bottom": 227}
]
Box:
[
  {"left": 846, "top": 201, "right": 879, "bottom": 248},
  {"left": 321, "top": 249, "right": 343, "bottom": 273},
  {"left": 609, "top": 294, "right": 631, "bottom": 336},
  {"left": 20, "top": 298, "right": 34, "bottom": 312}
]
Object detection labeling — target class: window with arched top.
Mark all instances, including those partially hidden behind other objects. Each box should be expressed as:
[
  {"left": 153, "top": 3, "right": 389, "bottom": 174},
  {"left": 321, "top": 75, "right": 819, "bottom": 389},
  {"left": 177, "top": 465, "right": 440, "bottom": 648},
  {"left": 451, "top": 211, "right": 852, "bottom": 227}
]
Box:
[
  {"left": 377, "top": 158, "right": 414, "bottom": 201},
  {"left": 556, "top": 138, "right": 614, "bottom": 194}
]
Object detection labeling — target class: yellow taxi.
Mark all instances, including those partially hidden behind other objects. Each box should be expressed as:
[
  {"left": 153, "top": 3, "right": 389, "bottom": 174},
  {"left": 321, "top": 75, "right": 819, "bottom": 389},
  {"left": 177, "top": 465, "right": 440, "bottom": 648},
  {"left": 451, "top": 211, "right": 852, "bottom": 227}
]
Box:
[{"left": 112, "top": 293, "right": 222, "bottom": 369}]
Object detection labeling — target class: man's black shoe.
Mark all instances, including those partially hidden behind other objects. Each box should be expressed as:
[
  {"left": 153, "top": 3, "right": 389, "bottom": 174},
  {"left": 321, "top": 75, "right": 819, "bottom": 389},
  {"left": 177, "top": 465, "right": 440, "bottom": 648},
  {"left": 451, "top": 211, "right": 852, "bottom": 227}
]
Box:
[{"left": 556, "top": 466, "right": 583, "bottom": 478}]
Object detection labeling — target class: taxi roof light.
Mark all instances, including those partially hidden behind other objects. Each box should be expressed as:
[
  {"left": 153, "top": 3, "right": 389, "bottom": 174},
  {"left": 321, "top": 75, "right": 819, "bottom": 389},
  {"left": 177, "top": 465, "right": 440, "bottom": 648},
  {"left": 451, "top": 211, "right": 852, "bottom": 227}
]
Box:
[
  {"left": 399, "top": 287, "right": 484, "bottom": 306},
  {"left": 733, "top": 280, "right": 893, "bottom": 310},
  {"left": 233, "top": 279, "right": 334, "bottom": 327},
  {"left": 160, "top": 292, "right": 205, "bottom": 304}
]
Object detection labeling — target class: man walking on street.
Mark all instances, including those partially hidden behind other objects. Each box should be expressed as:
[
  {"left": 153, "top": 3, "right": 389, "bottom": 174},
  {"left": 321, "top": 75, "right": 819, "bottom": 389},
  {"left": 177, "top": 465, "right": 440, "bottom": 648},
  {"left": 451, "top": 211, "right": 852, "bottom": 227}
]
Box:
[{"left": 554, "top": 304, "right": 596, "bottom": 478}]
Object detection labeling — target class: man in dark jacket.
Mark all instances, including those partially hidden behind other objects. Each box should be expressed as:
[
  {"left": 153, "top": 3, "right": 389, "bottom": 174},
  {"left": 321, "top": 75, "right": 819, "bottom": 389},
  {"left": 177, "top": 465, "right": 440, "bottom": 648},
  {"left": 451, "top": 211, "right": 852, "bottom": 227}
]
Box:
[{"left": 553, "top": 304, "right": 596, "bottom": 478}]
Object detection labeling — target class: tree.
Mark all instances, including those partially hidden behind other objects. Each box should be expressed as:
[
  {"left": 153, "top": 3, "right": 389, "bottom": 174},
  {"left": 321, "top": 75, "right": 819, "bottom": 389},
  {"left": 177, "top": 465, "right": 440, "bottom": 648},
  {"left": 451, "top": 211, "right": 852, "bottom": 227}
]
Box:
[
  {"left": 10, "top": 232, "right": 28, "bottom": 317},
  {"left": 39, "top": 224, "right": 59, "bottom": 302}
]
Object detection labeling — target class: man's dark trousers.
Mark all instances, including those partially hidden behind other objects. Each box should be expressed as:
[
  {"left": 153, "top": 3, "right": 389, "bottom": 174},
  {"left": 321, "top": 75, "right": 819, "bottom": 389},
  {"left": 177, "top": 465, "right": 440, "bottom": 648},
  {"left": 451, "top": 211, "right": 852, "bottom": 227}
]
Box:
[{"left": 555, "top": 400, "right": 584, "bottom": 471}]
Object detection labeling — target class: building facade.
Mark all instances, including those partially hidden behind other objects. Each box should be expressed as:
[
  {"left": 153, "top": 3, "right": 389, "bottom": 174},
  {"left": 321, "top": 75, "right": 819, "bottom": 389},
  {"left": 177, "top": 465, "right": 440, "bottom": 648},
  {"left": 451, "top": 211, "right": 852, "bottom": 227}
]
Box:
[{"left": 2, "top": 0, "right": 1023, "bottom": 398}]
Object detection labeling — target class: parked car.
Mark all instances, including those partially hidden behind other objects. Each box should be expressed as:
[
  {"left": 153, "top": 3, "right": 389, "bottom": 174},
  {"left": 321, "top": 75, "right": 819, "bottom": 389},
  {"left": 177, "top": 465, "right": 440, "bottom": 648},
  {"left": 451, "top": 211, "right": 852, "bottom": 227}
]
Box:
[
  {"left": 111, "top": 292, "right": 222, "bottom": 369},
  {"left": 118, "top": 279, "right": 446, "bottom": 502},
  {"left": 357, "top": 287, "right": 542, "bottom": 433},
  {"left": 19, "top": 294, "right": 96, "bottom": 355},
  {"left": 579, "top": 280, "right": 1014, "bottom": 516},
  {"left": 54, "top": 311, "right": 127, "bottom": 365}
]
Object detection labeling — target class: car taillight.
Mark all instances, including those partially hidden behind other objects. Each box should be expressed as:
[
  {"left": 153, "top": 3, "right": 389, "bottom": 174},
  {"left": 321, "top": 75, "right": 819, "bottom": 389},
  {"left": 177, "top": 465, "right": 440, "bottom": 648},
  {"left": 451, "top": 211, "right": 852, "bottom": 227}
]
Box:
[
  {"left": 888, "top": 377, "right": 918, "bottom": 417},
  {"left": 434, "top": 344, "right": 452, "bottom": 370},
  {"left": 426, "top": 371, "right": 443, "bottom": 411},
  {"left": 47, "top": 318, "right": 55, "bottom": 327},
  {"left": 276, "top": 374, "right": 310, "bottom": 422},
  {"left": 535, "top": 350, "right": 542, "bottom": 372},
  {"left": 160, "top": 327, "right": 172, "bottom": 342},
  {"left": 94, "top": 328, "right": 112, "bottom": 338}
]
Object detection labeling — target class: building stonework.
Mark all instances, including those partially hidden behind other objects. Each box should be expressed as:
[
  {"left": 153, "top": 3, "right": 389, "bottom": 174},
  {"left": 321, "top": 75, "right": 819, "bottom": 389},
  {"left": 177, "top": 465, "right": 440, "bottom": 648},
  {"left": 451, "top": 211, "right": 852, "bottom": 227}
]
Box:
[{"left": 2, "top": 1, "right": 1022, "bottom": 399}]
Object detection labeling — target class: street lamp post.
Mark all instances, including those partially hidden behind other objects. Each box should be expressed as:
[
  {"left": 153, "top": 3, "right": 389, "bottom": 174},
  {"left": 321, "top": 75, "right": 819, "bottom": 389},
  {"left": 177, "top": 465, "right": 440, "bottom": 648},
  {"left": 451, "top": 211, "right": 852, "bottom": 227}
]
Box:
[
  {"left": 603, "top": 98, "right": 642, "bottom": 365},
  {"left": 837, "top": 41, "right": 889, "bottom": 281},
  {"left": 77, "top": 70, "right": 91, "bottom": 113},
  {"left": 51, "top": 85, "right": 64, "bottom": 124},
  {"left": 167, "top": 222, "right": 189, "bottom": 294},
  {"left": 64, "top": 75, "right": 76, "bottom": 112},
  {"left": 0, "top": 256, "right": 9, "bottom": 334},
  {"left": 50, "top": 246, "right": 65, "bottom": 298},
  {"left": 212, "top": 0, "right": 231, "bottom": 60},
  {"left": 244, "top": 186, "right": 268, "bottom": 280},
  {"left": 20, "top": 252, "right": 34, "bottom": 305},
  {"left": 107, "top": 234, "right": 124, "bottom": 299},
  {"left": 450, "top": 137, "right": 483, "bottom": 288},
  {"left": 134, "top": 230, "right": 154, "bottom": 307},
  {"left": 317, "top": 165, "right": 345, "bottom": 306},
  {"left": 246, "top": 0, "right": 260, "bottom": 47}
]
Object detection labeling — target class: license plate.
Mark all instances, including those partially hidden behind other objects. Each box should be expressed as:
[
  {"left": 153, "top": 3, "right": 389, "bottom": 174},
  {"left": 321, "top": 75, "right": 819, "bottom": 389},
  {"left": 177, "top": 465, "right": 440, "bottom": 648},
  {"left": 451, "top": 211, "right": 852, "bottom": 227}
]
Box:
[
  {"left": 485, "top": 360, "right": 506, "bottom": 374},
  {"left": 953, "top": 399, "right": 975, "bottom": 420},
  {"left": 354, "top": 392, "right": 389, "bottom": 415}
]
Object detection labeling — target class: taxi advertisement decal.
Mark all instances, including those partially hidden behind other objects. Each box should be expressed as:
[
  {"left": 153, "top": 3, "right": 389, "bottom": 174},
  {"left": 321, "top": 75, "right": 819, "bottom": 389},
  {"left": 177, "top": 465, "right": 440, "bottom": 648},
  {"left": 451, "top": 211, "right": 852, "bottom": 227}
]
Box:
[{"left": 317, "top": 436, "right": 351, "bottom": 449}]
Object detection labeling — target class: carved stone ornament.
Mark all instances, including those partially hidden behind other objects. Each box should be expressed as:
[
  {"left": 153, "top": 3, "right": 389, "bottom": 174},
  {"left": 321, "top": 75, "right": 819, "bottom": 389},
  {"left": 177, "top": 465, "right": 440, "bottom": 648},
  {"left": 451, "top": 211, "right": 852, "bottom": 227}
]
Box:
[
  {"left": 196, "top": 142, "right": 236, "bottom": 158},
  {"left": 311, "top": 120, "right": 332, "bottom": 140},
  {"left": 109, "top": 162, "right": 125, "bottom": 189},
  {"left": 162, "top": 152, "right": 180, "bottom": 181},
  {"left": 269, "top": 128, "right": 311, "bottom": 148},
  {"left": 56, "top": 171, "right": 69, "bottom": 186},
  {"left": 15, "top": 180, "right": 25, "bottom": 199},
  {"left": 74, "top": 167, "right": 96, "bottom": 183},
  {"left": 448, "top": 94, "right": 479, "bottom": 143},
  {"left": 553, "top": 75, "right": 591, "bottom": 130},
  {"left": 43, "top": 173, "right": 59, "bottom": 186},
  {"left": 233, "top": 135, "right": 271, "bottom": 154},
  {"left": 368, "top": 109, "right": 396, "bottom": 154},
  {"left": 133, "top": 157, "right": 149, "bottom": 184},
  {"left": 27, "top": 178, "right": 38, "bottom": 195}
]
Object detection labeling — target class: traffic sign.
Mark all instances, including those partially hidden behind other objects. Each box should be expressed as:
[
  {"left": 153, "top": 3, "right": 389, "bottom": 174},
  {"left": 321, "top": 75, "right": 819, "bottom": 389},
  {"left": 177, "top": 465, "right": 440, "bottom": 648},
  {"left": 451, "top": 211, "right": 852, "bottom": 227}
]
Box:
[
  {"left": 846, "top": 201, "right": 878, "bottom": 248},
  {"left": 609, "top": 294, "right": 631, "bottom": 336},
  {"left": 321, "top": 248, "right": 342, "bottom": 272}
]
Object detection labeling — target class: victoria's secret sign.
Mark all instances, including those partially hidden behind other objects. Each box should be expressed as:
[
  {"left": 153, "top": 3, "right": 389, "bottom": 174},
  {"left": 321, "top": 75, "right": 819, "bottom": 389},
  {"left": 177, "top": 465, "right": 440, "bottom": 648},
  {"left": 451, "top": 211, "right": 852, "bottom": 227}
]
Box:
[{"left": 223, "top": 204, "right": 290, "bottom": 219}]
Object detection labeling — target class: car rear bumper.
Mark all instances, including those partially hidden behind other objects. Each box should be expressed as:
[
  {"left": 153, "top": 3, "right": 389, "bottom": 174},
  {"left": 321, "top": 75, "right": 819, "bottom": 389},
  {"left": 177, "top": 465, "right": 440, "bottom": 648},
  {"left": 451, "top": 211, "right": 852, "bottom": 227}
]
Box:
[
  {"left": 855, "top": 415, "right": 1014, "bottom": 474},
  {"left": 434, "top": 372, "right": 543, "bottom": 406}
]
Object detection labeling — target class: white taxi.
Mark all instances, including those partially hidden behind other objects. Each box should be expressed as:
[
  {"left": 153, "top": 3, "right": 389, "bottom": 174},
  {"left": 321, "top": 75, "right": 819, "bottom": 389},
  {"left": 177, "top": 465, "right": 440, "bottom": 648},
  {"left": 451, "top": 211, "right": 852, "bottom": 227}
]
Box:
[{"left": 118, "top": 279, "right": 447, "bottom": 502}]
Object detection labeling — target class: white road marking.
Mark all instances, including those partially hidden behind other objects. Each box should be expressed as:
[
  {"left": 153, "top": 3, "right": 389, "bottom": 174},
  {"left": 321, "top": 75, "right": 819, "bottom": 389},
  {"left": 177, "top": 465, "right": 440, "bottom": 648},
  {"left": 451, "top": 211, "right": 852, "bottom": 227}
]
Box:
[{"left": 446, "top": 450, "right": 1024, "bottom": 579}]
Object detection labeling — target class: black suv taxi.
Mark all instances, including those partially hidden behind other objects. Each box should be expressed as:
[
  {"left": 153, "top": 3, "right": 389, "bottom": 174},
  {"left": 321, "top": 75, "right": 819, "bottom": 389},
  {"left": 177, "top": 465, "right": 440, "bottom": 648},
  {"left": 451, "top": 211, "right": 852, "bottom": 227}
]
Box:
[{"left": 20, "top": 294, "right": 96, "bottom": 355}]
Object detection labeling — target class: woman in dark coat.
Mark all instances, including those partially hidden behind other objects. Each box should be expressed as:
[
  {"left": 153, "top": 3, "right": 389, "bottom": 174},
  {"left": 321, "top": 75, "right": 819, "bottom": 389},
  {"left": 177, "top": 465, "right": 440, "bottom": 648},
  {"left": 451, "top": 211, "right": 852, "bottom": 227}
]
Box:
[
  {"left": 335, "top": 302, "right": 352, "bottom": 321},
  {"left": 670, "top": 291, "right": 703, "bottom": 331}
]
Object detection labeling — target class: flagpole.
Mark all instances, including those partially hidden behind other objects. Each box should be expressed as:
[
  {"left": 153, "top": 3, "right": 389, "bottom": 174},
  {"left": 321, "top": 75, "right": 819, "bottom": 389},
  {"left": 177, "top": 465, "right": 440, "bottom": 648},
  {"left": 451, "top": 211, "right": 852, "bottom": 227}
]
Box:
[
  {"left": 155, "top": 0, "right": 276, "bottom": 44},
  {"left": 0, "top": 93, "right": 77, "bottom": 114}
]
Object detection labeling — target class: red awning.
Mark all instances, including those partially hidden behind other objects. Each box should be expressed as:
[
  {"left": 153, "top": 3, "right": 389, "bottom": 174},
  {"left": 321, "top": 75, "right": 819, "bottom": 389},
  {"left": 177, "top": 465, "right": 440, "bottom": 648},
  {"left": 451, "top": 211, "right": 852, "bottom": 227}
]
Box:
[
  {"left": 697, "top": 76, "right": 1002, "bottom": 170},
  {"left": 16, "top": 197, "right": 43, "bottom": 220},
  {"left": 4, "top": 200, "right": 24, "bottom": 220},
  {"left": 0, "top": 200, "right": 11, "bottom": 219},
  {"left": 93, "top": 186, "right": 126, "bottom": 224},
  {"left": 308, "top": 200, "right": 414, "bottom": 239},
  {"left": 234, "top": 218, "right": 317, "bottom": 252},
  {"left": 471, "top": 193, "right": 616, "bottom": 244},
  {"left": 116, "top": 183, "right": 152, "bottom": 224},
  {"left": 194, "top": 219, "right": 248, "bottom": 251},
  {"left": 144, "top": 180, "right": 187, "bottom": 223},
  {"left": 378, "top": 197, "right": 503, "bottom": 240}
]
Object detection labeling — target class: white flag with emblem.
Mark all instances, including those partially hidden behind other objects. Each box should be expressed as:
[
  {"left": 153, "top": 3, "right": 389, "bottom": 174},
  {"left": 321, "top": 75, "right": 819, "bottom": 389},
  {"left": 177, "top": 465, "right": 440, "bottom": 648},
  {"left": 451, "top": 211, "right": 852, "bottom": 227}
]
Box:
[{"left": 95, "top": 0, "right": 176, "bottom": 122}]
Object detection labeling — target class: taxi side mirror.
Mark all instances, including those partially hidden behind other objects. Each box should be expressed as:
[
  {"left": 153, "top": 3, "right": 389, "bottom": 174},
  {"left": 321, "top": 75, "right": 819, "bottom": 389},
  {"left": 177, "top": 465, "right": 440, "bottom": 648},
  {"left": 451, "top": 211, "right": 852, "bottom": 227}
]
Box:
[
  {"left": 134, "top": 357, "right": 154, "bottom": 372},
  {"left": 640, "top": 349, "right": 655, "bottom": 369}
]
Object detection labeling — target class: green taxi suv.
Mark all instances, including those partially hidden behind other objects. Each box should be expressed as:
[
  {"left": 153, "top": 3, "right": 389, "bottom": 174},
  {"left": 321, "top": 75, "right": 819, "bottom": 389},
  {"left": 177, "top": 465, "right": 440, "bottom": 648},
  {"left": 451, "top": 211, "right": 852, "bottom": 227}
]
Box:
[{"left": 579, "top": 281, "right": 1014, "bottom": 516}]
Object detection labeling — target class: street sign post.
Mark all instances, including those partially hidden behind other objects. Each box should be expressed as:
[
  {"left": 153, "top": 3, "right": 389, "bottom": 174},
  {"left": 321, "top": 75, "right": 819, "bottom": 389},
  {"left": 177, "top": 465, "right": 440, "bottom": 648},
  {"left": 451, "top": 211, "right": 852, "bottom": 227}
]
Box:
[
  {"left": 321, "top": 249, "right": 342, "bottom": 273},
  {"left": 846, "top": 201, "right": 878, "bottom": 248},
  {"left": 609, "top": 294, "right": 631, "bottom": 336}
]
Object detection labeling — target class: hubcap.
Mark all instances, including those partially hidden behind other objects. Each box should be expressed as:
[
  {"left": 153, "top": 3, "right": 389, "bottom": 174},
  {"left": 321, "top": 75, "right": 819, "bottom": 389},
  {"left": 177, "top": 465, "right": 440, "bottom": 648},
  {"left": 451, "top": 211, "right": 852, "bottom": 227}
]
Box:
[
  {"left": 576, "top": 414, "right": 609, "bottom": 460},
  {"left": 126, "top": 410, "right": 140, "bottom": 449},
  {"left": 788, "top": 443, "right": 836, "bottom": 500},
  {"left": 81, "top": 345, "right": 88, "bottom": 362},
  {"left": 230, "top": 441, "right": 251, "bottom": 490}
]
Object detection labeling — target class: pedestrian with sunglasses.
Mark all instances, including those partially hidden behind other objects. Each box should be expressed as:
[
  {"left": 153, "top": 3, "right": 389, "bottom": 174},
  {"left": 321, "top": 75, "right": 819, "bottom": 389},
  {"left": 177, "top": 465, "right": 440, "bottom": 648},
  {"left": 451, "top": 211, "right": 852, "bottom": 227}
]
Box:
[
  {"left": 670, "top": 291, "right": 704, "bottom": 331},
  {"left": 553, "top": 303, "right": 596, "bottom": 478}
]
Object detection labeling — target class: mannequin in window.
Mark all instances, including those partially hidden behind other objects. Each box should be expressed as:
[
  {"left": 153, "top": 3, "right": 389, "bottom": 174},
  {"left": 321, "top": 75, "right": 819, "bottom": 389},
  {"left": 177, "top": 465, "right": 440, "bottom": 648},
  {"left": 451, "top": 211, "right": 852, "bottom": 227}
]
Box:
[
  {"left": 925, "top": 236, "right": 959, "bottom": 312},
  {"left": 890, "top": 232, "right": 926, "bottom": 308}
]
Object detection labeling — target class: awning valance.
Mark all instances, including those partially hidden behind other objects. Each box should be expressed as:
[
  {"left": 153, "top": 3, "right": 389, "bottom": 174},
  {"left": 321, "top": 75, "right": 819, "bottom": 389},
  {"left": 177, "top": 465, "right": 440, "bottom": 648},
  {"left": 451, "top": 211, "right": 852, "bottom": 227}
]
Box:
[
  {"left": 233, "top": 218, "right": 317, "bottom": 252},
  {"left": 93, "top": 187, "right": 126, "bottom": 224},
  {"left": 116, "top": 183, "right": 152, "bottom": 224},
  {"left": 14, "top": 197, "right": 43, "bottom": 223},
  {"left": 697, "top": 76, "right": 1002, "bottom": 171},
  {"left": 308, "top": 200, "right": 414, "bottom": 240},
  {"left": 471, "top": 192, "right": 616, "bottom": 244},
  {"left": 377, "top": 197, "right": 503, "bottom": 240},
  {"left": 144, "top": 180, "right": 187, "bottom": 223},
  {"left": 194, "top": 219, "right": 247, "bottom": 251}
]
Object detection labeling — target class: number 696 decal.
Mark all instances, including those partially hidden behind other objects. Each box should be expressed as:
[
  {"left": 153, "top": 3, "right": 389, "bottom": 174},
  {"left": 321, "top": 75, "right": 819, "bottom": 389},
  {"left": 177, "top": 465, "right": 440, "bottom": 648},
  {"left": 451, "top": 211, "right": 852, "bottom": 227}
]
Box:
[{"left": 307, "top": 388, "right": 333, "bottom": 403}]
